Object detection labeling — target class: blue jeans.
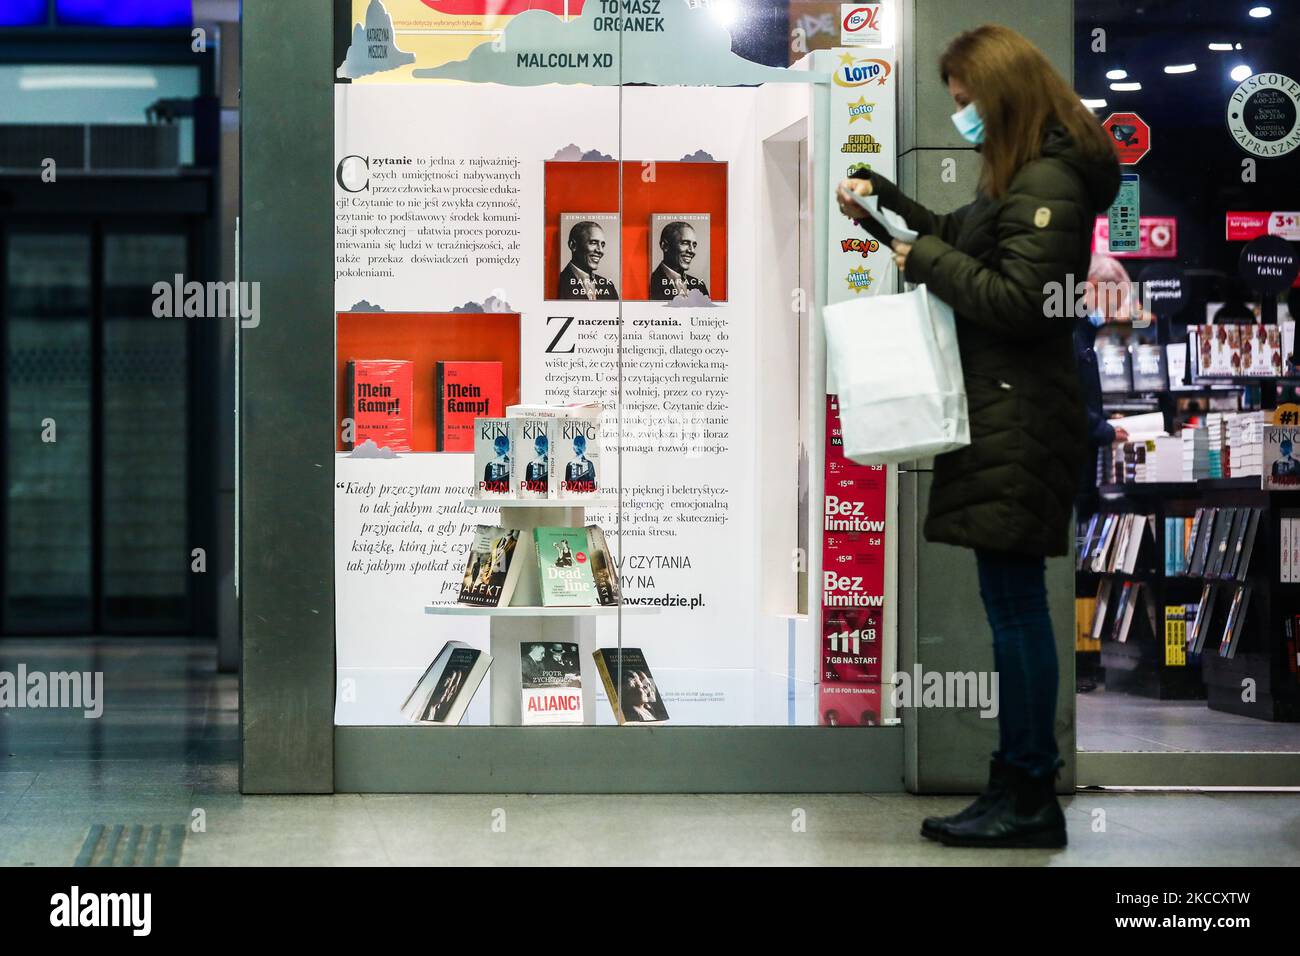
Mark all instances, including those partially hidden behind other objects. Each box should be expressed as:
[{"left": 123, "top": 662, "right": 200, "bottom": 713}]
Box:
[{"left": 974, "top": 549, "right": 1061, "bottom": 778}]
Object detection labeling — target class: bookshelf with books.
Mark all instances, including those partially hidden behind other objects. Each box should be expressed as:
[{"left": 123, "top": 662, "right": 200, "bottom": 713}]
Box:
[
  {"left": 1077, "top": 480, "right": 1300, "bottom": 719},
  {"left": 1077, "top": 484, "right": 1205, "bottom": 699}
]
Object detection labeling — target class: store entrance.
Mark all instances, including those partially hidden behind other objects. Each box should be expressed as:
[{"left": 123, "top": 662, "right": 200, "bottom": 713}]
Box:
[{"left": 1073, "top": 0, "right": 1300, "bottom": 785}]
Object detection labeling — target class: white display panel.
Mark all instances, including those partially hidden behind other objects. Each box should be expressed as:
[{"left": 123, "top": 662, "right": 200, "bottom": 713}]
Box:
[{"left": 334, "top": 83, "right": 814, "bottom": 725}]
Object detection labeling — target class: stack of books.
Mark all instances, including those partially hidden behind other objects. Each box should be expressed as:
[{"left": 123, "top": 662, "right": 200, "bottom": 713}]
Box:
[
  {"left": 1206, "top": 415, "right": 1225, "bottom": 479},
  {"left": 1146, "top": 435, "right": 1183, "bottom": 482},
  {"left": 1181, "top": 426, "right": 1209, "bottom": 481},
  {"left": 1226, "top": 411, "right": 1267, "bottom": 478}
]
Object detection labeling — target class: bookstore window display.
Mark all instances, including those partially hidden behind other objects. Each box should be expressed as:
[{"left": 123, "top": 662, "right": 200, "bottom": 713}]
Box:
[
  {"left": 331, "top": 0, "right": 900, "bottom": 734},
  {"left": 1072, "top": 0, "right": 1300, "bottom": 760}
]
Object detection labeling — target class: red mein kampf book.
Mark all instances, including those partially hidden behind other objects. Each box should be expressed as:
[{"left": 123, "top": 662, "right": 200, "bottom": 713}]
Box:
[
  {"left": 346, "top": 359, "right": 414, "bottom": 452},
  {"left": 436, "top": 361, "right": 503, "bottom": 452}
]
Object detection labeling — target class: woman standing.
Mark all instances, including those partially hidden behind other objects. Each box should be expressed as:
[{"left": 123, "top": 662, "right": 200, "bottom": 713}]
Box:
[{"left": 837, "top": 24, "right": 1119, "bottom": 848}]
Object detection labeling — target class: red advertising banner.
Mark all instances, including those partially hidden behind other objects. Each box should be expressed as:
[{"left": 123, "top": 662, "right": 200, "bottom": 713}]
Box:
[
  {"left": 1092, "top": 216, "right": 1177, "bottom": 258},
  {"left": 823, "top": 395, "right": 886, "bottom": 685},
  {"left": 818, "top": 681, "right": 882, "bottom": 726},
  {"left": 1226, "top": 211, "right": 1300, "bottom": 241}
]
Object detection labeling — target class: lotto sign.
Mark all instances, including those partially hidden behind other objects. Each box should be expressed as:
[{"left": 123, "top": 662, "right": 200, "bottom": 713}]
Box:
[
  {"left": 840, "top": 2, "right": 885, "bottom": 46},
  {"left": 1102, "top": 112, "right": 1151, "bottom": 165}
]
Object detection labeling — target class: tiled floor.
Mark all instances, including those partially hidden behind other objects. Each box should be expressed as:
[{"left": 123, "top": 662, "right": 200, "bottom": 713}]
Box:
[
  {"left": 2, "top": 638, "right": 1299, "bottom": 866},
  {"left": 1078, "top": 685, "right": 1300, "bottom": 752}
]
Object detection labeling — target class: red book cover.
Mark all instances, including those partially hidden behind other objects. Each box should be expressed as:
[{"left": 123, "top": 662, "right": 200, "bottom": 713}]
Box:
[
  {"left": 436, "top": 361, "right": 503, "bottom": 452},
  {"left": 347, "top": 359, "right": 413, "bottom": 452}
]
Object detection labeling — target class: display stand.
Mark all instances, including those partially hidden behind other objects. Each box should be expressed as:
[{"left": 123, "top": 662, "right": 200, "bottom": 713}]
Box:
[{"left": 425, "top": 497, "right": 632, "bottom": 725}]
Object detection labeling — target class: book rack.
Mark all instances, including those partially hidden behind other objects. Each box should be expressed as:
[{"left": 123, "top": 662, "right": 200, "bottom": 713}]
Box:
[{"left": 1080, "top": 479, "right": 1300, "bottom": 719}]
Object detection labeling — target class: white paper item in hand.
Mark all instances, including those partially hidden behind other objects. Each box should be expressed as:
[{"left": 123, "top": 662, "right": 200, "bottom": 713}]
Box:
[{"left": 840, "top": 188, "right": 919, "bottom": 243}]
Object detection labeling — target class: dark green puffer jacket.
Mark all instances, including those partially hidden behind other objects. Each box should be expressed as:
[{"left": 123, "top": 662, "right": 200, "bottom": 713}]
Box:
[{"left": 862, "top": 127, "right": 1120, "bottom": 556}]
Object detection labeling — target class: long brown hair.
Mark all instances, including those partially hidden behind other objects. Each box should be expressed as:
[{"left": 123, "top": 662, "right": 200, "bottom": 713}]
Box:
[{"left": 939, "top": 25, "right": 1113, "bottom": 199}]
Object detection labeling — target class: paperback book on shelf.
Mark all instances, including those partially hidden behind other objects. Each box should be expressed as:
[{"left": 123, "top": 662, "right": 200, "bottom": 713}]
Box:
[
  {"left": 435, "top": 361, "right": 502, "bottom": 452},
  {"left": 346, "top": 359, "right": 414, "bottom": 452},
  {"left": 1091, "top": 579, "right": 1114, "bottom": 642},
  {"left": 1227, "top": 508, "right": 1261, "bottom": 581},
  {"left": 521, "top": 641, "right": 584, "bottom": 725},
  {"left": 586, "top": 524, "right": 621, "bottom": 606},
  {"left": 474, "top": 417, "right": 514, "bottom": 498},
  {"left": 1263, "top": 425, "right": 1300, "bottom": 489},
  {"left": 511, "top": 416, "right": 554, "bottom": 499},
  {"left": 593, "top": 648, "right": 670, "bottom": 724},
  {"left": 1164, "top": 605, "right": 1187, "bottom": 667},
  {"left": 1219, "top": 585, "right": 1251, "bottom": 659},
  {"left": 1188, "top": 584, "right": 1217, "bottom": 655},
  {"left": 399, "top": 641, "right": 492, "bottom": 725},
  {"left": 1131, "top": 342, "right": 1167, "bottom": 391},
  {"left": 555, "top": 416, "right": 601, "bottom": 499},
  {"left": 1188, "top": 508, "right": 1219, "bottom": 577},
  {"left": 534, "top": 526, "right": 598, "bottom": 606},
  {"left": 1204, "top": 507, "right": 1240, "bottom": 579},
  {"left": 456, "top": 526, "right": 524, "bottom": 607}
]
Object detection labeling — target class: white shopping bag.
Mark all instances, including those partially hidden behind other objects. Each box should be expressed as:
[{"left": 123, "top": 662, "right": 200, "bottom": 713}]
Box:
[{"left": 823, "top": 284, "right": 970, "bottom": 465}]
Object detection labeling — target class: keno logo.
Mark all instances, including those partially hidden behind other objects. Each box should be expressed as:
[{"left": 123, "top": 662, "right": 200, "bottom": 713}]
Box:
[{"left": 835, "top": 55, "right": 891, "bottom": 88}]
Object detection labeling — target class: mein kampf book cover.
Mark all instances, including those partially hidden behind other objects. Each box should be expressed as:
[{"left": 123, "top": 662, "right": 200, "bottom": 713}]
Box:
[
  {"left": 586, "top": 524, "right": 621, "bottom": 606},
  {"left": 593, "top": 648, "right": 669, "bottom": 724},
  {"left": 511, "top": 416, "right": 554, "bottom": 499},
  {"left": 474, "top": 417, "right": 514, "bottom": 498},
  {"left": 400, "top": 641, "right": 492, "bottom": 725},
  {"left": 534, "top": 526, "right": 597, "bottom": 606},
  {"left": 456, "top": 526, "right": 523, "bottom": 607},
  {"left": 435, "top": 361, "right": 502, "bottom": 452},
  {"left": 520, "top": 641, "right": 584, "bottom": 725},
  {"left": 346, "top": 359, "right": 413, "bottom": 452}
]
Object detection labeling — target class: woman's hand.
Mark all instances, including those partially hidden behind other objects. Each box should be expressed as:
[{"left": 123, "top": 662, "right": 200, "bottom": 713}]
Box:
[
  {"left": 891, "top": 239, "right": 912, "bottom": 273},
  {"left": 836, "top": 177, "right": 872, "bottom": 220}
]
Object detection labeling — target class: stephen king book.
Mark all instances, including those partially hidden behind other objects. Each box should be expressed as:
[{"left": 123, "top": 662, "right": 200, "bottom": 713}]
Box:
[
  {"left": 534, "top": 526, "right": 597, "bottom": 606},
  {"left": 474, "top": 417, "right": 514, "bottom": 498},
  {"left": 511, "top": 416, "right": 554, "bottom": 499},
  {"left": 435, "top": 361, "right": 502, "bottom": 452},
  {"left": 456, "top": 526, "right": 523, "bottom": 607},
  {"left": 520, "top": 641, "right": 584, "bottom": 725},
  {"left": 586, "top": 524, "right": 621, "bottom": 606},
  {"left": 556, "top": 416, "right": 600, "bottom": 498},
  {"left": 346, "top": 359, "right": 413, "bottom": 452},
  {"left": 399, "top": 641, "right": 492, "bottom": 725},
  {"left": 593, "top": 648, "right": 669, "bottom": 724}
]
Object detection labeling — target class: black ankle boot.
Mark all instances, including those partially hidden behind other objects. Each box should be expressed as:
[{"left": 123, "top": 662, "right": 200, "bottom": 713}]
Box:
[
  {"left": 920, "top": 757, "right": 1008, "bottom": 841},
  {"left": 937, "top": 765, "right": 1067, "bottom": 849}
]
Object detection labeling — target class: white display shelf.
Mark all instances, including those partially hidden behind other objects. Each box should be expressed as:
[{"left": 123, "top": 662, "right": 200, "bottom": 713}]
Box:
[
  {"left": 461, "top": 497, "right": 618, "bottom": 509},
  {"left": 424, "top": 604, "right": 655, "bottom": 617}
]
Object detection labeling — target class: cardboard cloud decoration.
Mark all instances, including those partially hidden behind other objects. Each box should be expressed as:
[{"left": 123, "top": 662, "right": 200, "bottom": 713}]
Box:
[
  {"left": 413, "top": 0, "right": 826, "bottom": 87},
  {"left": 348, "top": 439, "right": 399, "bottom": 459},
  {"left": 452, "top": 294, "right": 517, "bottom": 313},
  {"left": 552, "top": 144, "right": 616, "bottom": 162},
  {"left": 338, "top": 0, "right": 416, "bottom": 80}
]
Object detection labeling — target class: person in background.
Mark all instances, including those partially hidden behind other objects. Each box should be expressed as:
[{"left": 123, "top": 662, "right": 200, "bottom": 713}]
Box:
[
  {"left": 1077, "top": 253, "right": 1133, "bottom": 499},
  {"left": 837, "top": 24, "right": 1119, "bottom": 849},
  {"left": 1072, "top": 264, "right": 1127, "bottom": 694}
]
